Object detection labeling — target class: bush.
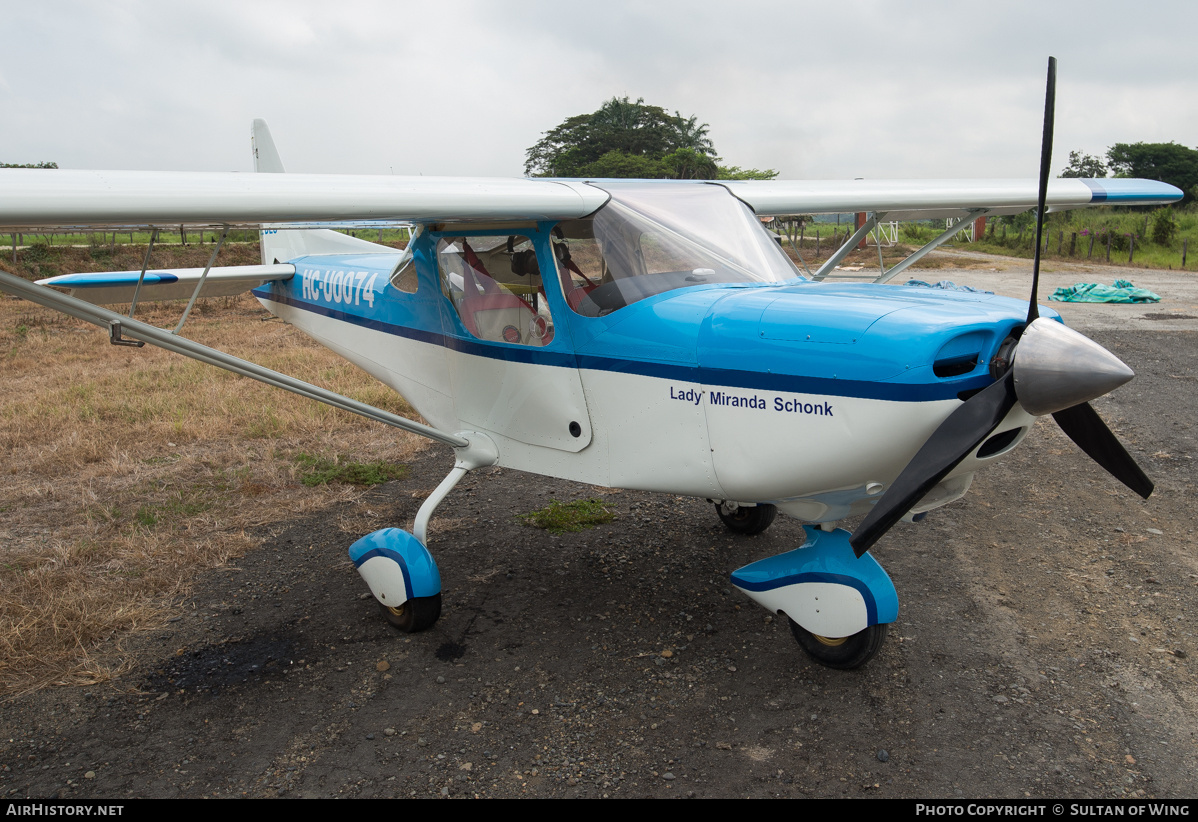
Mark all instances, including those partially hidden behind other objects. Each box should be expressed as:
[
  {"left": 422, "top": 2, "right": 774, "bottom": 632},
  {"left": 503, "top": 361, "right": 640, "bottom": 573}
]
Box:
[{"left": 1152, "top": 207, "right": 1178, "bottom": 246}]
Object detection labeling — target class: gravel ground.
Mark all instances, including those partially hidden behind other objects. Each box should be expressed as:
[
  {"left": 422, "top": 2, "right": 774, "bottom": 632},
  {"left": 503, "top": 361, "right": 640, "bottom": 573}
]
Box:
[{"left": 1, "top": 257, "right": 1195, "bottom": 799}]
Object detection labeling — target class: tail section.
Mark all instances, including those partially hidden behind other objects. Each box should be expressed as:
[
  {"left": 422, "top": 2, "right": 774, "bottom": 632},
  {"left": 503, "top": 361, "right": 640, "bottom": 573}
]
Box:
[
  {"left": 251, "top": 119, "right": 286, "bottom": 173},
  {"left": 251, "top": 119, "right": 397, "bottom": 265}
]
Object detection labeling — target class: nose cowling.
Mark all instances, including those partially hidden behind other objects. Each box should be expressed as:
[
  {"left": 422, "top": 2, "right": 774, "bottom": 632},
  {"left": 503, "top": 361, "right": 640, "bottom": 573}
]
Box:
[{"left": 1011, "top": 318, "right": 1134, "bottom": 416}]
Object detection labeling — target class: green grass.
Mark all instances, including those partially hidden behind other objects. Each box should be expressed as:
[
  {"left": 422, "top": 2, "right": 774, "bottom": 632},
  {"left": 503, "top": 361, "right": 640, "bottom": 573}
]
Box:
[
  {"left": 965, "top": 206, "right": 1198, "bottom": 271},
  {"left": 519, "top": 498, "right": 615, "bottom": 534},
  {"left": 293, "top": 452, "right": 407, "bottom": 487},
  {"left": 133, "top": 491, "right": 212, "bottom": 530}
]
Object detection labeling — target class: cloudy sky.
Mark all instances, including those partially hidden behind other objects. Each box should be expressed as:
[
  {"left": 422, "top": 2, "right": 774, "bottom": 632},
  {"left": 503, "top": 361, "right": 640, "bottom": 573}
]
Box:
[{"left": 2, "top": 0, "right": 1194, "bottom": 181}]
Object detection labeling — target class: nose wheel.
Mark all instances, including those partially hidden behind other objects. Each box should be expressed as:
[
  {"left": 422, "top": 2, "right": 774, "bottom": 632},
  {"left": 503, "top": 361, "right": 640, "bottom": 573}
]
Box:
[
  {"left": 715, "top": 501, "right": 777, "bottom": 535},
  {"left": 788, "top": 619, "right": 887, "bottom": 670}
]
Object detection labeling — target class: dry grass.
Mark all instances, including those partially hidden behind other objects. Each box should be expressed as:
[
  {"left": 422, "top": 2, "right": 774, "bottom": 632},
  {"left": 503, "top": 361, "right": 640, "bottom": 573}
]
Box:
[{"left": 0, "top": 273, "right": 429, "bottom": 697}]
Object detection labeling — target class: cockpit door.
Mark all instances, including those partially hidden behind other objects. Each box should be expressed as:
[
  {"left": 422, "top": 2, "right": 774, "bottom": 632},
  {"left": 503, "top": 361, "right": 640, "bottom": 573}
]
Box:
[{"left": 432, "top": 225, "right": 592, "bottom": 453}]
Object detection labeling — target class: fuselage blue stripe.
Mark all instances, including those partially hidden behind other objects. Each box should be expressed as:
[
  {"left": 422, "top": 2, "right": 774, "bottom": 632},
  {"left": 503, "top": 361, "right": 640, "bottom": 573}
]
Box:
[{"left": 255, "top": 289, "right": 987, "bottom": 403}]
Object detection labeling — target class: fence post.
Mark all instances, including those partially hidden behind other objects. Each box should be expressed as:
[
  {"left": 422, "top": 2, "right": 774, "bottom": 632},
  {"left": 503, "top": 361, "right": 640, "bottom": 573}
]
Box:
[
  {"left": 10, "top": 234, "right": 14, "bottom": 264},
  {"left": 1128, "top": 235, "right": 1135, "bottom": 264},
  {"left": 1183, "top": 238, "right": 1188, "bottom": 269},
  {"left": 1106, "top": 233, "right": 1111, "bottom": 262},
  {"left": 1069, "top": 232, "right": 1076, "bottom": 256},
  {"left": 1087, "top": 234, "right": 1095, "bottom": 259},
  {"left": 815, "top": 232, "right": 820, "bottom": 257}
]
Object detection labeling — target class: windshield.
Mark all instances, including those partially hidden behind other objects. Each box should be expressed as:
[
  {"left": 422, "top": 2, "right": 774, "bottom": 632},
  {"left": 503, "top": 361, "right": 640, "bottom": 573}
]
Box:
[{"left": 554, "top": 182, "right": 801, "bottom": 316}]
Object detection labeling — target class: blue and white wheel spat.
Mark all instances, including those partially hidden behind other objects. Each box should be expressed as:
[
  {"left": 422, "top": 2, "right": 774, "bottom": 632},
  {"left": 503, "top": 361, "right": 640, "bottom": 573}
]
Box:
[
  {"left": 730, "top": 526, "right": 897, "bottom": 639},
  {"left": 348, "top": 528, "right": 441, "bottom": 610}
]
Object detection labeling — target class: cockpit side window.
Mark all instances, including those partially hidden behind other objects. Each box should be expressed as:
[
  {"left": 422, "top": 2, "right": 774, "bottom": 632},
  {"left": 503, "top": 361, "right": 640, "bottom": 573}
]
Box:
[{"left": 436, "top": 234, "right": 555, "bottom": 346}]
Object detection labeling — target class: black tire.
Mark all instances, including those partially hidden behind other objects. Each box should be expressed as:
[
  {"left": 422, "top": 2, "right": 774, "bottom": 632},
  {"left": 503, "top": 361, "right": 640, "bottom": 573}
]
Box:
[
  {"left": 716, "top": 502, "right": 777, "bottom": 535},
  {"left": 788, "top": 619, "right": 888, "bottom": 670},
  {"left": 379, "top": 593, "right": 442, "bottom": 633}
]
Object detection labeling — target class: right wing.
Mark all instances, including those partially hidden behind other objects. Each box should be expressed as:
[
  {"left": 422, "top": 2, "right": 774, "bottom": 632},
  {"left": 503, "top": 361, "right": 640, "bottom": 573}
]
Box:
[{"left": 0, "top": 169, "right": 608, "bottom": 229}]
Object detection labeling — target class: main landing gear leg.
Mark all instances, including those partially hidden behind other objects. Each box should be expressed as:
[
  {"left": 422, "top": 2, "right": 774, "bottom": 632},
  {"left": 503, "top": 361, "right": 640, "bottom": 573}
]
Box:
[
  {"left": 730, "top": 525, "right": 898, "bottom": 670},
  {"left": 347, "top": 432, "right": 499, "bottom": 633}
]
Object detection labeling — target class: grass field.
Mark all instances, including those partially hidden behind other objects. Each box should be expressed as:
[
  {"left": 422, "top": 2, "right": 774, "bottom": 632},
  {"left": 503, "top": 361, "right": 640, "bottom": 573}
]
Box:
[
  {"left": 0, "top": 262, "right": 427, "bottom": 695},
  {"left": 947, "top": 207, "right": 1198, "bottom": 271}
]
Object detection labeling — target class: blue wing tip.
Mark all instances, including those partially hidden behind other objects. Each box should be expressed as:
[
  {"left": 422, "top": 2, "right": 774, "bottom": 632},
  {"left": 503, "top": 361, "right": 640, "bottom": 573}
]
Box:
[{"left": 1081, "top": 178, "right": 1183, "bottom": 205}]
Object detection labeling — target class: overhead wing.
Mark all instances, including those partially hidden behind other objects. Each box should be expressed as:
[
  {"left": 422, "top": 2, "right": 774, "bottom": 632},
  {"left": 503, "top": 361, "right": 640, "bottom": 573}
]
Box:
[
  {"left": 37, "top": 263, "right": 294, "bottom": 305},
  {"left": 0, "top": 170, "right": 1180, "bottom": 230},
  {"left": 0, "top": 169, "right": 609, "bottom": 229},
  {"left": 719, "top": 177, "right": 1182, "bottom": 220}
]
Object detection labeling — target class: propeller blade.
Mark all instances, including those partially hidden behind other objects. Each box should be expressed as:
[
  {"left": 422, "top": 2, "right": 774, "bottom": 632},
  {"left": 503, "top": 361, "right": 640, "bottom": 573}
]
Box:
[
  {"left": 1052, "top": 402, "right": 1154, "bottom": 499},
  {"left": 1027, "top": 56, "right": 1057, "bottom": 327},
  {"left": 850, "top": 374, "right": 1018, "bottom": 557}
]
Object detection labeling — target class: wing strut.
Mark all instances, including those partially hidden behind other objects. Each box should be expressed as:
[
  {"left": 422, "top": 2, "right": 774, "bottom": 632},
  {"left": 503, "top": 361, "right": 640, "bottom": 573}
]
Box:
[
  {"left": 128, "top": 228, "right": 159, "bottom": 317},
  {"left": 812, "top": 213, "right": 883, "bottom": 280},
  {"left": 173, "top": 225, "right": 228, "bottom": 333},
  {"left": 0, "top": 269, "right": 469, "bottom": 449},
  {"left": 872, "top": 209, "right": 990, "bottom": 283}
]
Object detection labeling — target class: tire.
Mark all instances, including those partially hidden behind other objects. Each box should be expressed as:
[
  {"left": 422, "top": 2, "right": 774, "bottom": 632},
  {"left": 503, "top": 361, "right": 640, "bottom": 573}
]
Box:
[
  {"left": 379, "top": 593, "right": 442, "bottom": 633},
  {"left": 788, "top": 619, "right": 888, "bottom": 670},
  {"left": 716, "top": 502, "right": 777, "bottom": 535}
]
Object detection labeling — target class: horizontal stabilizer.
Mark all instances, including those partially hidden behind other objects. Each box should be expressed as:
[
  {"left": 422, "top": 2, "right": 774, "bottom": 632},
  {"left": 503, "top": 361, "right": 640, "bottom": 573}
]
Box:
[
  {"left": 0, "top": 266, "right": 466, "bottom": 449},
  {"left": 37, "top": 264, "right": 294, "bottom": 305}
]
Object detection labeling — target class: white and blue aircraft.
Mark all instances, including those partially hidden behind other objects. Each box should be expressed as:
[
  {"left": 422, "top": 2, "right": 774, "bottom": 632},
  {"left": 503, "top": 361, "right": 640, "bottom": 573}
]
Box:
[{"left": 0, "top": 82, "right": 1182, "bottom": 668}]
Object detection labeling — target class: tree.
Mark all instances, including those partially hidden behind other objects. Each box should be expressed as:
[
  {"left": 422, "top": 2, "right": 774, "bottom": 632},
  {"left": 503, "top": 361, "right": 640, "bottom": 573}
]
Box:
[
  {"left": 0, "top": 162, "right": 57, "bottom": 169},
  {"left": 524, "top": 96, "right": 776, "bottom": 180},
  {"left": 1059, "top": 150, "right": 1106, "bottom": 178},
  {"left": 1106, "top": 142, "right": 1198, "bottom": 206},
  {"left": 717, "top": 166, "right": 779, "bottom": 181}
]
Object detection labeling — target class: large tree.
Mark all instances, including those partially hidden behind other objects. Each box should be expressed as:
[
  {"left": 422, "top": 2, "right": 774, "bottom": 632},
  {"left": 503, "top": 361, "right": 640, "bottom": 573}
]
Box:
[
  {"left": 524, "top": 96, "right": 775, "bottom": 180},
  {"left": 1059, "top": 150, "right": 1107, "bottom": 178},
  {"left": 1106, "top": 141, "right": 1198, "bottom": 206}
]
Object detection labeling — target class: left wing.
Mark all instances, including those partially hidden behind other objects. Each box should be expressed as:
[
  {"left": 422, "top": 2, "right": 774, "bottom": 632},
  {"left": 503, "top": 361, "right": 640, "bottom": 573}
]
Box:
[{"left": 719, "top": 177, "right": 1182, "bottom": 220}]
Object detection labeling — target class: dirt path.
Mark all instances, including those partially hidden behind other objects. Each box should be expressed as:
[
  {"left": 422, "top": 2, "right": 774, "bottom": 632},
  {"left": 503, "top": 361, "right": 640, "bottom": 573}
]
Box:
[{"left": 1, "top": 258, "right": 1195, "bottom": 799}]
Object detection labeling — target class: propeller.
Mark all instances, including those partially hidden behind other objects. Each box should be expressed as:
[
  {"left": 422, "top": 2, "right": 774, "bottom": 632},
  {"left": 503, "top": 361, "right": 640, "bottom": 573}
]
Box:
[{"left": 849, "top": 57, "right": 1153, "bottom": 558}]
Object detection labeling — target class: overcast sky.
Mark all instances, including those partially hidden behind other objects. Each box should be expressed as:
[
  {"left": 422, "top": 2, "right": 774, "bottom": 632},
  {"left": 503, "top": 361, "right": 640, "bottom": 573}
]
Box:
[{"left": 2, "top": 0, "right": 1194, "bottom": 181}]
